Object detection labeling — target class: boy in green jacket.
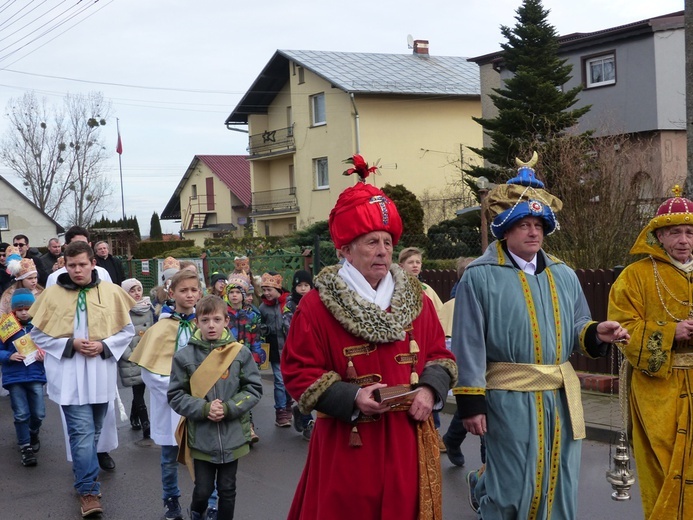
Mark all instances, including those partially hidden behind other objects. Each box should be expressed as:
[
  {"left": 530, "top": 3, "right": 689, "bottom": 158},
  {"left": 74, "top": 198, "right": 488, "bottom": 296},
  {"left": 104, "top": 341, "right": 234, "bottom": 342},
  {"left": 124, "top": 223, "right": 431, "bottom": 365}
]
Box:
[{"left": 168, "top": 295, "right": 262, "bottom": 520}]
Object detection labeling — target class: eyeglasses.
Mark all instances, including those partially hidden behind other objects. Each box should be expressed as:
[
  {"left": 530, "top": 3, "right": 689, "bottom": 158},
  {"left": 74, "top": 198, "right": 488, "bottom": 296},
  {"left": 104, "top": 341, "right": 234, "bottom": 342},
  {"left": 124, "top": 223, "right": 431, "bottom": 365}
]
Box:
[{"left": 13, "top": 242, "right": 26, "bottom": 247}]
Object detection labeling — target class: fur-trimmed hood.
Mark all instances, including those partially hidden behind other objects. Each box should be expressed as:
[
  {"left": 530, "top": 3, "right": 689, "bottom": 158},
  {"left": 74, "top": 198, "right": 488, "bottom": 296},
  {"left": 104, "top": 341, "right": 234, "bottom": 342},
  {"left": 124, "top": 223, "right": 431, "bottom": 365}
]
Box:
[{"left": 314, "top": 264, "right": 423, "bottom": 343}]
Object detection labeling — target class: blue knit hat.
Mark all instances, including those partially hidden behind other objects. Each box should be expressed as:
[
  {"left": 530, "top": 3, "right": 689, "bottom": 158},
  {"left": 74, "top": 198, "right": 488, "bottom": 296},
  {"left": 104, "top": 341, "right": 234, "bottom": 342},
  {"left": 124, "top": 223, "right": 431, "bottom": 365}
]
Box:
[{"left": 11, "top": 288, "right": 35, "bottom": 310}]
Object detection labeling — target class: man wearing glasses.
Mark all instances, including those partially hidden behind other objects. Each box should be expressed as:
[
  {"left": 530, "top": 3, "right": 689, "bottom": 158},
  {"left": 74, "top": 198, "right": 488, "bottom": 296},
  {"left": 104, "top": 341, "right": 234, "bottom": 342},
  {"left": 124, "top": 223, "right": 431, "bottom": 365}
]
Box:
[{"left": 12, "top": 235, "right": 47, "bottom": 283}]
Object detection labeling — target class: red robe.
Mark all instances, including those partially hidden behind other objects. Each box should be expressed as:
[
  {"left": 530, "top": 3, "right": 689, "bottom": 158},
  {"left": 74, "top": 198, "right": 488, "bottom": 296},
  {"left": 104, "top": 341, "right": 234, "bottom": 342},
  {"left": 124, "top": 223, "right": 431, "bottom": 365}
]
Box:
[{"left": 281, "top": 266, "right": 455, "bottom": 520}]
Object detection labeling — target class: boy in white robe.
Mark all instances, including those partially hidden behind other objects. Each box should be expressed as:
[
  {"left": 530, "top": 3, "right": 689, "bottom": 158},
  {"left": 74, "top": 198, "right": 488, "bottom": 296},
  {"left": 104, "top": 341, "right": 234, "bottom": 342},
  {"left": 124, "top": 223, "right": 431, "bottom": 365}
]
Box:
[{"left": 30, "top": 241, "right": 134, "bottom": 518}]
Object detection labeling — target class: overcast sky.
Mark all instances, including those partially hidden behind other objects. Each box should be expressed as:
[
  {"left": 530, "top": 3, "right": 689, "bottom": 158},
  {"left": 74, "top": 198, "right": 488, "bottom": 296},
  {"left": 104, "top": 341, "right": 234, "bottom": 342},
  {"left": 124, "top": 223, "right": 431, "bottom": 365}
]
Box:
[{"left": 0, "top": 0, "right": 684, "bottom": 237}]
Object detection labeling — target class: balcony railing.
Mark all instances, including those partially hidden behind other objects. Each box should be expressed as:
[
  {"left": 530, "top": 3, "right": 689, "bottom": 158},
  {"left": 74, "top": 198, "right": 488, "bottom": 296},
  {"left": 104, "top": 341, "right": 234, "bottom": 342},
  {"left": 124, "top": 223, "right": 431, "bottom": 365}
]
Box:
[
  {"left": 251, "top": 187, "right": 299, "bottom": 216},
  {"left": 248, "top": 126, "right": 295, "bottom": 156}
]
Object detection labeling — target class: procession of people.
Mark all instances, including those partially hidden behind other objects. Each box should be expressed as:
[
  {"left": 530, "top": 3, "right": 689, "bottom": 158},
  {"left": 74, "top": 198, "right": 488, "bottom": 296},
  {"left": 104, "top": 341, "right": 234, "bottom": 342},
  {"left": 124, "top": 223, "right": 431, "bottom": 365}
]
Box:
[{"left": 18, "top": 152, "right": 693, "bottom": 520}]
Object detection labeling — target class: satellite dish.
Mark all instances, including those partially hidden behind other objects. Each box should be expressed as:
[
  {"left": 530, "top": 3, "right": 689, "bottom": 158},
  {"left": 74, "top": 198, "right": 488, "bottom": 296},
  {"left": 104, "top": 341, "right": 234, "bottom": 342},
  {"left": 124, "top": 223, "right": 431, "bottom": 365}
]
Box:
[{"left": 407, "top": 34, "right": 414, "bottom": 49}]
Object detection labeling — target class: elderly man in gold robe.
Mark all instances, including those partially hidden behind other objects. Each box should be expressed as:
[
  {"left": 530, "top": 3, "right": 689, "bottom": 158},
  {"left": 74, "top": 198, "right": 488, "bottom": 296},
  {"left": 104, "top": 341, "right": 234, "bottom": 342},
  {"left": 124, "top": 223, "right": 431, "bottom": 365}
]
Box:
[{"left": 608, "top": 186, "right": 693, "bottom": 519}]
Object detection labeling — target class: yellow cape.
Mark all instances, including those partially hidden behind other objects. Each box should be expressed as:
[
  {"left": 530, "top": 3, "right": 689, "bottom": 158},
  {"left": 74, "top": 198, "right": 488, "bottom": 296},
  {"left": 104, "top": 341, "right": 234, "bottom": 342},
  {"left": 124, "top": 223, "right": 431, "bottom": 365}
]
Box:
[
  {"left": 29, "top": 282, "right": 134, "bottom": 340},
  {"left": 130, "top": 318, "right": 193, "bottom": 376}
]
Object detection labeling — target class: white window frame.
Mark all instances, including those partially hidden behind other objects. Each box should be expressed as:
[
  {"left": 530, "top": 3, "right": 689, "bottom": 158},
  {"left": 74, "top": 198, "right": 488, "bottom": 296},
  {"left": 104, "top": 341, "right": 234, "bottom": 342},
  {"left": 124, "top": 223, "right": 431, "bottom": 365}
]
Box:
[
  {"left": 311, "top": 93, "right": 326, "bottom": 126},
  {"left": 314, "top": 157, "right": 329, "bottom": 189},
  {"left": 585, "top": 54, "right": 615, "bottom": 88},
  {"left": 0, "top": 214, "right": 8, "bottom": 230}
]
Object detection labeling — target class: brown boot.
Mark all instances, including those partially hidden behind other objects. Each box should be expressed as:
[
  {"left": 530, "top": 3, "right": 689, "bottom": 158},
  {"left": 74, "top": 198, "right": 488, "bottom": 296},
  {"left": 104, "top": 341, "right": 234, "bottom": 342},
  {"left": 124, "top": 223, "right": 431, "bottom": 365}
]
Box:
[
  {"left": 275, "top": 409, "right": 291, "bottom": 427},
  {"left": 80, "top": 494, "right": 103, "bottom": 517}
]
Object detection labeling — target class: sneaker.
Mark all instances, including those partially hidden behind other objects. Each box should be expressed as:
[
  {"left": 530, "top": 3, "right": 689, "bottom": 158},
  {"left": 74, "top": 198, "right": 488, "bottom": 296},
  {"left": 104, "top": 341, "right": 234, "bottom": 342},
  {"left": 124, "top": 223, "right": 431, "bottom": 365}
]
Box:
[
  {"left": 302, "top": 420, "right": 314, "bottom": 441},
  {"left": 20, "top": 446, "right": 37, "bottom": 467},
  {"left": 163, "top": 496, "right": 183, "bottom": 520},
  {"left": 97, "top": 451, "right": 116, "bottom": 471},
  {"left": 442, "top": 434, "right": 465, "bottom": 467},
  {"left": 79, "top": 494, "right": 103, "bottom": 517},
  {"left": 437, "top": 430, "right": 447, "bottom": 452},
  {"left": 275, "top": 409, "right": 291, "bottom": 428},
  {"left": 292, "top": 405, "right": 304, "bottom": 433},
  {"left": 30, "top": 431, "right": 40, "bottom": 453},
  {"left": 206, "top": 507, "right": 218, "bottom": 520},
  {"left": 250, "top": 423, "right": 260, "bottom": 444},
  {"left": 466, "top": 469, "right": 480, "bottom": 513}
]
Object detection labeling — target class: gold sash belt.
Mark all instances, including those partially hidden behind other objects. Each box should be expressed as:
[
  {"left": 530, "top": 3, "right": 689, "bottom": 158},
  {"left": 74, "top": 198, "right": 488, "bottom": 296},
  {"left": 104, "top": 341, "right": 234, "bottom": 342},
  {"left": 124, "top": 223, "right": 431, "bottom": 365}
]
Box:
[
  {"left": 673, "top": 351, "right": 693, "bottom": 368},
  {"left": 486, "top": 361, "right": 585, "bottom": 440}
]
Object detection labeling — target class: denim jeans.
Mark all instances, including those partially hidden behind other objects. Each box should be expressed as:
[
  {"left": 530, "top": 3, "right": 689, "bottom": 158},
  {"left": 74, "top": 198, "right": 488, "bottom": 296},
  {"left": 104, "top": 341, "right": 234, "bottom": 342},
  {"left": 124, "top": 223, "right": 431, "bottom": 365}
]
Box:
[
  {"left": 444, "top": 408, "right": 487, "bottom": 463},
  {"left": 161, "top": 444, "right": 180, "bottom": 500},
  {"left": 191, "top": 459, "right": 238, "bottom": 519},
  {"left": 62, "top": 403, "right": 108, "bottom": 495},
  {"left": 8, "top": 382, "right": 45, "bottom": 446},
  {"left": 270, "top": 361, "right": 291, "bottom": 410}
]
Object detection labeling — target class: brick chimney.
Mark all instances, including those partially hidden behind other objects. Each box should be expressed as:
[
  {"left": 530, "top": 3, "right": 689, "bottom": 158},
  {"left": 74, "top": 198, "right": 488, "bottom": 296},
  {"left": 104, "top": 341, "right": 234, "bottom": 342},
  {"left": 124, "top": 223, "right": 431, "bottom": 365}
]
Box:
[{"left": 413, "top": 40, "right": 429, "bottom": 55}]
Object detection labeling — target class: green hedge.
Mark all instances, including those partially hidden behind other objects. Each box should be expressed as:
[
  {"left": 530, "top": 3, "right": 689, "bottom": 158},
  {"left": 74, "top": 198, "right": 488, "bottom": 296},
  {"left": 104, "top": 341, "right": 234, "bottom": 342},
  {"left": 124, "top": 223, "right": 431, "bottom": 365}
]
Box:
[{"left": 135, "top": 240, "right": 196, "bottom": 258}]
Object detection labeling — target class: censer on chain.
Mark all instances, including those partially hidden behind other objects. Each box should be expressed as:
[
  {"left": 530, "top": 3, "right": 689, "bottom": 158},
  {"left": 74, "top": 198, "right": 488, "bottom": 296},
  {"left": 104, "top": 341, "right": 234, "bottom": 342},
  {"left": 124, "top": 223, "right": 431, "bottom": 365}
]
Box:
[{"left": 604, "top": 343, "right": 636, "bottom": 501}]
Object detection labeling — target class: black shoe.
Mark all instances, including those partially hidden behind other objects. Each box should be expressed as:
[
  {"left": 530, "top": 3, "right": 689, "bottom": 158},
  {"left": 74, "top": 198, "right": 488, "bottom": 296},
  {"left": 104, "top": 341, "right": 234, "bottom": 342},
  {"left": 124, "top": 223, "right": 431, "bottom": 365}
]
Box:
[
  {"left": 141, "top": 420, "right": 151, "bottom": 439},
  {"left": 442, "top": 434, "right": 465, "bottom": 466},
  {"left": 30, "top": 431, "right": 40, "bottom": 453},
  {"left": 97, "top": 452, "right": 116, "bottom": 471},
  {"left": 292, "top": 405, "right": 304, "bottom": 433},
  {"left": 130, "top": 411, "right": 141, "bottom": 431},
  {"left": 21, "top": 446, "right": 37, "bottom": 467}
]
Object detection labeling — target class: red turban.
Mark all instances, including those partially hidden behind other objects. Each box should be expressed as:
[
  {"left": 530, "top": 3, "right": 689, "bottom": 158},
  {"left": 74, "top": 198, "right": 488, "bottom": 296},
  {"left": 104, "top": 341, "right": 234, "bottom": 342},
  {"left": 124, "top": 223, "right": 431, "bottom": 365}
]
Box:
[{"left": 329, "top": 182, "right": 403, "bottom": 249}]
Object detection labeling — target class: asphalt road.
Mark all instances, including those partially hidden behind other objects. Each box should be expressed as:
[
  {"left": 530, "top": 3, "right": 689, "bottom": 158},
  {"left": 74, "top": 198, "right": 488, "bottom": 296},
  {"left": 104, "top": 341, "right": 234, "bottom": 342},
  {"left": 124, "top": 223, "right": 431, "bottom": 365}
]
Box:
[{"left": 0, "top": 377, "right": 643, "bottom": 519}]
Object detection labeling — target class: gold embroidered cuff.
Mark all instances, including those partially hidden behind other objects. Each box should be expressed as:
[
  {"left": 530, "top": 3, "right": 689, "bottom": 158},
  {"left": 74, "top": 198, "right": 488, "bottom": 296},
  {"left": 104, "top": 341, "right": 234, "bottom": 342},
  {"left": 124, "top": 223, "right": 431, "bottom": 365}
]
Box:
[{"left": 452, "top": 386, "right": 485, "bottom": 396}]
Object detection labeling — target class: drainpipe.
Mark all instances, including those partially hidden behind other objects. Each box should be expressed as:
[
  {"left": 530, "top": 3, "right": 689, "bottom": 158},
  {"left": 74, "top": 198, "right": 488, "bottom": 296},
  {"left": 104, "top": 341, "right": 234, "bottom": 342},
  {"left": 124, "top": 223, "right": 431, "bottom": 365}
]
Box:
[{"left": 349, "top": 93, "right": 360, "bottom": 154}]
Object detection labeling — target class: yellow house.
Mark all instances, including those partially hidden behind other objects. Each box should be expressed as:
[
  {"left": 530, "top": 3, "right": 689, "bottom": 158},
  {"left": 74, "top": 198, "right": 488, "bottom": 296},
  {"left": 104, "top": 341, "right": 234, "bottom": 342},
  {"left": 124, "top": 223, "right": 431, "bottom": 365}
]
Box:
[
  {"left": 225, "top": 42, "right": 482, "bottom": 236},
  {"left": 161, "top": 155, "right": 251, "bottom": 247}
]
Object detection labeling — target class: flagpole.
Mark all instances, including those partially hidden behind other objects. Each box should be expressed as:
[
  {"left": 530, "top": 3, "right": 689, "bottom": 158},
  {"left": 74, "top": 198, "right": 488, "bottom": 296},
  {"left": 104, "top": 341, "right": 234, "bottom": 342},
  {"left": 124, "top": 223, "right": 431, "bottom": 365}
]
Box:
[{"left": 116, "top": 118, "right": 125, "bottom": 220}]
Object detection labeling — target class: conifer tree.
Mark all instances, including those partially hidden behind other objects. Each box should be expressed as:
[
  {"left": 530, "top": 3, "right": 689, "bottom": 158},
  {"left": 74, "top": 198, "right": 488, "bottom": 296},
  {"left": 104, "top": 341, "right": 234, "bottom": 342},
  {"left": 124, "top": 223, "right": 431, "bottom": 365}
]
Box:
[
  {"left": 150, "top": 211, "right": 163, "bottom": 240},
  {"left": 467, "top": 0, "right": 590, "bottom": 187}
]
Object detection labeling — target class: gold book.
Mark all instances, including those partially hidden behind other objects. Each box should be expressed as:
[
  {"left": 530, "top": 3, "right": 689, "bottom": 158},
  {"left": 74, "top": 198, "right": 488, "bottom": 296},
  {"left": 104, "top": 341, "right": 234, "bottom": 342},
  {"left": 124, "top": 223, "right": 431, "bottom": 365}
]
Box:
[{"left": 0, "top": 313, "right": 22, "bottom": 343}]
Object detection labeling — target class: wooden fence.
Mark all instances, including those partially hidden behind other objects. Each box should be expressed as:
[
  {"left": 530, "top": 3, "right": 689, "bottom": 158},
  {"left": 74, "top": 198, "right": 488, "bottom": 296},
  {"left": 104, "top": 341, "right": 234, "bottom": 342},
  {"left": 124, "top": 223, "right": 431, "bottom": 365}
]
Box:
[{"left": 421, "top": 267, "right": 621, "bottom": 376}]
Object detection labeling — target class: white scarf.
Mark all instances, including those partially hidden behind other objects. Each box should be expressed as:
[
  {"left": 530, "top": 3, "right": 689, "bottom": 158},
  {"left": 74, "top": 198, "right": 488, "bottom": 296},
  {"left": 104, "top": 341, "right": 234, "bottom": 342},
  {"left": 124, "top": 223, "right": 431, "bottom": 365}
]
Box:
[
  {"left": 667, "top": 254, "right": 693, "bottom": 273},
  {"left": 338, "top": 259, "right": 395, "bottom": 310}
]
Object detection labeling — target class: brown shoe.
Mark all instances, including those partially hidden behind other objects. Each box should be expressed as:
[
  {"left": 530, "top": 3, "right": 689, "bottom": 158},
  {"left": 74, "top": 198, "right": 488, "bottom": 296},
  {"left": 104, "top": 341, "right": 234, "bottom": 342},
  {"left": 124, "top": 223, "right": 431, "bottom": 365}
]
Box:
[
  {"left": 275, "top": 409, "right": 291, "bottom": 427},
  {"left": 437, "top": 430, "right": 447, "bottom": 452},
  {"left": 80, "top": 494, "right": 103, "bottom": 517}
]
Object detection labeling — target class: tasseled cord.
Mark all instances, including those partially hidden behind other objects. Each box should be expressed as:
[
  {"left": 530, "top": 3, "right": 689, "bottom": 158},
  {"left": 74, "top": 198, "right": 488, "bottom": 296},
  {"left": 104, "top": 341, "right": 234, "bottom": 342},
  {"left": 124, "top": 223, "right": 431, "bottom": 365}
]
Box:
[{"left": 349, "top": 425, "right": 363, "bottom": 447}]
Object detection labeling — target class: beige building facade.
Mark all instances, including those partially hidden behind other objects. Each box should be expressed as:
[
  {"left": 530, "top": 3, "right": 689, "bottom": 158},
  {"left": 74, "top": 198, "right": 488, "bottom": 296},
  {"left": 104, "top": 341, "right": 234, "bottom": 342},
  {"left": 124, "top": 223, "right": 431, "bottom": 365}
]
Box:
[{"left": 227, "top": 46, "right": 483, "bottom": 236}]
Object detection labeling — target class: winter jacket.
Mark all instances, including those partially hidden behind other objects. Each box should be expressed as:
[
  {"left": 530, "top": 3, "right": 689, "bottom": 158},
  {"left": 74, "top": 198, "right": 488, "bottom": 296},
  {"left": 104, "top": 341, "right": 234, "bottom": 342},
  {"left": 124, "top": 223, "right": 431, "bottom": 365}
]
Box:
[
  {"left": 95, "top": 254, "right": 126, "bottom": 286},
  {"left": 118, "top": 301, "right": 154, "bottom": 386},
  {"left": 167, "top": 330, "right": 263, "bottom": 463},
  {"left": 259, "top": 291, "right": 289, "bottom": 363},
  {"left": 0, "top": 320, "right": 46, "bottom": 388},
  {"left": 227, "top": 304, "right": 265, "bottom": 365}
]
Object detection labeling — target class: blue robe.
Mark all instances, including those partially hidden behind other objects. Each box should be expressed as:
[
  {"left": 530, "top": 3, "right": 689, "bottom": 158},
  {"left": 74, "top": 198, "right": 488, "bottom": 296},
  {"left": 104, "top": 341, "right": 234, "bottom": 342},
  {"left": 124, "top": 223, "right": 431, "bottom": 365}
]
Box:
[{"left": 452, "top": 241, "right": 602, "bottom": 520}]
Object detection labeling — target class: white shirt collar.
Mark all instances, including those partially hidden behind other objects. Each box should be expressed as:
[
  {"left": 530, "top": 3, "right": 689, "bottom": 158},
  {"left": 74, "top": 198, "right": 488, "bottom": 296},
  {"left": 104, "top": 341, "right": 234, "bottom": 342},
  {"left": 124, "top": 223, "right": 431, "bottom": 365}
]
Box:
[{"left": 508, "top": 250, "right": 538, "bottom": 275}]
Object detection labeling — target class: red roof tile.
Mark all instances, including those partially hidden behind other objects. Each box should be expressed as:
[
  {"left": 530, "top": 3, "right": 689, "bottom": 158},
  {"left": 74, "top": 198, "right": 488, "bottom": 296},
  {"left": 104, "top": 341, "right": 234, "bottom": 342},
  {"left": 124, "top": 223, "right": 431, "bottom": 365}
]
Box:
[{"left": 196, "top": 155, "right": 251, "bottom": 207}]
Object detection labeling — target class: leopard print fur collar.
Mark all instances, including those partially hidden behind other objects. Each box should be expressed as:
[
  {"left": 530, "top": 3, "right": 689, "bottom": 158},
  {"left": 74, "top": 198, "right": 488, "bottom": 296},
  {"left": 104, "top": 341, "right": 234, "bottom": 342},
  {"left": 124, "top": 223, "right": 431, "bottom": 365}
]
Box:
[{"left": 314, "top": 264, "right": 423, "bottom": 343}]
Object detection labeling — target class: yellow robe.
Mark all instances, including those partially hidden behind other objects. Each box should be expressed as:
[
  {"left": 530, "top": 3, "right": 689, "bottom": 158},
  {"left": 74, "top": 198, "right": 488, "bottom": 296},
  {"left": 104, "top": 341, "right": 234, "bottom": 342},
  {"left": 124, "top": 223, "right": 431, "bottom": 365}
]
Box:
[{"left": 608, "top": 244, "right": 693, "bottom": 519}]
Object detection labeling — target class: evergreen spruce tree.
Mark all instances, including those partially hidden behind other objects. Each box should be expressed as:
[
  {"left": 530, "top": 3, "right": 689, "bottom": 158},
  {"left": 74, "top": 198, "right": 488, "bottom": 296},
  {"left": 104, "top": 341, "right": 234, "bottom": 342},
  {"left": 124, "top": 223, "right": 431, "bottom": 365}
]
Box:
[
  {"left": 150, "top": 211, "right": 163, "bottom": 240},
  {"left": 381, "top": 184, "right": 424, "bottom": 244},
  {"left": 467, "top": 0, "right": 590, "bottom": 187},
  {"left": 130, "top": 215, "right": 141, "bottom": 240}
]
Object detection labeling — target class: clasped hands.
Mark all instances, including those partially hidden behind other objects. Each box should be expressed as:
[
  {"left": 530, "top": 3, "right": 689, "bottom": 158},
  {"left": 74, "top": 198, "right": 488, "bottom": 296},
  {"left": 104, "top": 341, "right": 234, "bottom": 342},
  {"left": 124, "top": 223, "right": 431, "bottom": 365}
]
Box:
[
  {"left": 207, "top": 398, "right": 224, "bottom": 422},
  {"left": 355, "top": 383, "right": 435, "bottom": 422},
  {"left": 73, "top": 338, "right": 103, "bottom": 357}
]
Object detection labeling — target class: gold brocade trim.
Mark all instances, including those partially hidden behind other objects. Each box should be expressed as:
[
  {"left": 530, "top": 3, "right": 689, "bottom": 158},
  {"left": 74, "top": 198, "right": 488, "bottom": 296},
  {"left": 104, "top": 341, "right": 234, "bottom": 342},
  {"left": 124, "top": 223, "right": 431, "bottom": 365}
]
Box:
[
  {"left": 452, "top": 386, "right": 485, "bottom": 396},
  {"left": 646, "top": 331, "right": 667, "bottom": 373},
  {"left": 486, "top": 361, "right": 585, "bottom": 440},
  {"left": 343, "top": 343, "right": 376, "bottom": 357},
  {"left": 546, "top": 411, "right": 562, "bottom": 518},
  {"left": 545, "top": 268, "right": 563, "bottom": 361},
  {"left": 530, "top": 391, "right": 545, "bottom": 520},
  {"left": 497, "top": 241, "right": 506, "bottom": 265},
  {"left": 352, "top": 374, "right": 382, "bottom": 385},
  {"left": 673, "top": 352, "right": 693, "bottom": 368},
  {"left": 578, "top": 321, "right": 598, "bottom": 358},
  {"left": 518, "top": 272, "right": 543, "bottom": 364},
  {"left": 417, "top": 416, "right": 443, "bottom": 519},
  {"left": 396, "top": 353, "right": 417, "bottom": 364}
]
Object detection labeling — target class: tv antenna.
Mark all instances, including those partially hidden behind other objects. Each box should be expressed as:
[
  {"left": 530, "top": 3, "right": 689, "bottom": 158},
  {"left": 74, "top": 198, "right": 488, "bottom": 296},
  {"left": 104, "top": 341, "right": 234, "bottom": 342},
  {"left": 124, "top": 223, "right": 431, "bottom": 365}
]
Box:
[{"left": 407, "top": 34, "right": 414, "bottom": 49}]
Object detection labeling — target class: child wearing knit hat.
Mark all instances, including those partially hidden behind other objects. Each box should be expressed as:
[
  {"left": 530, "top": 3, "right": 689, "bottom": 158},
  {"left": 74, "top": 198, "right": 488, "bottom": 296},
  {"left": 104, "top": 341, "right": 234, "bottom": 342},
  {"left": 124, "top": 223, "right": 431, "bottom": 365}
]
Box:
[
  {"left": 223, "top": 275, "right": 265, "bottom": 443},
  {"left": 119, "top": 278, "right": 153, "bottom": 438},
  {"left": 0, "top": 257, "right": 43, "bottom": 316},
  {"left": 0, "top": 288, "right": 46, "bottom": 467}
]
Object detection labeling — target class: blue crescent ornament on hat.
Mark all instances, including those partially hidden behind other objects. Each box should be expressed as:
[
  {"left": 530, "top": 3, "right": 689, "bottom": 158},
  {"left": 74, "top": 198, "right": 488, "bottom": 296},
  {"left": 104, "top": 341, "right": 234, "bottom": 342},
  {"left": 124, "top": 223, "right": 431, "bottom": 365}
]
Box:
[{"left": 486, "top": 152, "right": 563, "bottom": 240}]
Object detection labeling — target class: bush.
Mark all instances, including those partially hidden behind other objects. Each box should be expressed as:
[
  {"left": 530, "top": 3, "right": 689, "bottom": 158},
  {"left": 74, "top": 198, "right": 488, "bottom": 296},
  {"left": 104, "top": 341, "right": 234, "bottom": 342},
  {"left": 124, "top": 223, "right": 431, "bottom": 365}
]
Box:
[{"left": 135, "top": 240, "right": 195, "bottom": 258}]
